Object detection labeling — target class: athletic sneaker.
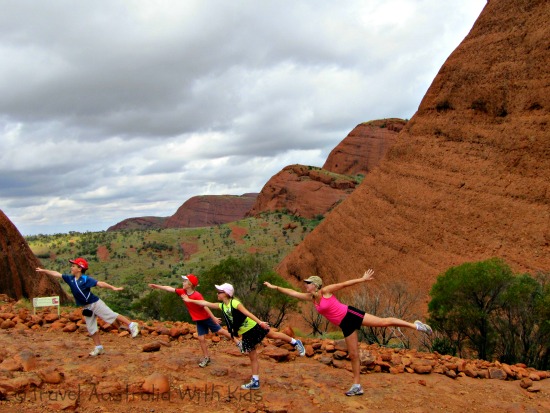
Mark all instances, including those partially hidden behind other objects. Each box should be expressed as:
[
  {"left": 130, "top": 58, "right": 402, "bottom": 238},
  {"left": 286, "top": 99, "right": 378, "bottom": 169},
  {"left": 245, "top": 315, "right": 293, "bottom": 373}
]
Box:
[
  {"left": 414, "top": 320, "right": 433, "bottom": 335},
  {"left": 241, "top": 378, "right": 260, "bottom": 390},
  {"left": 345, "top": 384, "right": 364, "bottom": 396},
  {"left": 89, "top": 347, "right": 105, "bottom": 357},
  {"left": 198, "top": 357, "right": 210, "bottom": 368},
  {"left": 129, "top": 322, "right": 140, "bottom": 338},
  {"left": 294, "top": 339, "right": 306, "bottom": 356}
]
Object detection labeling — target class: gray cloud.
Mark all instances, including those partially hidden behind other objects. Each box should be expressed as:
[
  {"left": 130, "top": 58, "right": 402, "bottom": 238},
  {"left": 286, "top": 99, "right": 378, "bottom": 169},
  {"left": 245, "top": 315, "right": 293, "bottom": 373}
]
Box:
[{"left": 0, "top": 0, "right": 486, "bottom": 235}]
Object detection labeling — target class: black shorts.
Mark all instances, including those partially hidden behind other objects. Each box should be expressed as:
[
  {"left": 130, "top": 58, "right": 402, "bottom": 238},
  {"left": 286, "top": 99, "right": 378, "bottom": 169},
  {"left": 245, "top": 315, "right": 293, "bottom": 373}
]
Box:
[
  {"left": 339, "top": 306, "right": 366, "bottom": 337},
  {"left": 241, "top": 324, "right": 269, "bottom": 352}
]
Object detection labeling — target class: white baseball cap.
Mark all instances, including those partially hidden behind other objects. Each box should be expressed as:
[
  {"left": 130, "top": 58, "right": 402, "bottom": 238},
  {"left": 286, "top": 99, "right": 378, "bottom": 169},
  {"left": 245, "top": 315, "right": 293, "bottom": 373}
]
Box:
[{"left": 214, "top": 283, "right": 234, "bottom": 297}]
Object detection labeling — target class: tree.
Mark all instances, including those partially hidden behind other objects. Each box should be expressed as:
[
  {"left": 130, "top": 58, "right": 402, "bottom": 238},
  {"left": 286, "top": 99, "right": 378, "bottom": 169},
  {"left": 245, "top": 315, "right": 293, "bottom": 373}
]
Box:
[
  {"left": 199, "top": 255, "right": 298, "bottom": 328},
  {"left": 496, "top": 271, "right": 550, "bottom": 369},
  {"left": 133, "top": 289, "right": 190, "bottom": 322},
  {"left": 428, "top": 258, "right": 514, "bottom": 360}
]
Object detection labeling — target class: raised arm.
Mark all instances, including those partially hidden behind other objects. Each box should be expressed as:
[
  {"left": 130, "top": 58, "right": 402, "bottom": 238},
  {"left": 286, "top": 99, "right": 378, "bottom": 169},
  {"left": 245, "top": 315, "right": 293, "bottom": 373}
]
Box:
[
  {"left": 36, "top": 268, "right": 62, "bottom": 278},
  {"left": 97, "top": 281, "right": 124, "bottom": 291},
  {"left": 181, "top": 294, "right": 219, "bottom": 310},
  {"left": 263, "top": 281, "right": 312, "bottom": 301},
  {"left": 148, "top": 284, "right": 176, "bottom": 293},
  {"left": 322, "top": 269, "right": 374, "bottom": 294}
]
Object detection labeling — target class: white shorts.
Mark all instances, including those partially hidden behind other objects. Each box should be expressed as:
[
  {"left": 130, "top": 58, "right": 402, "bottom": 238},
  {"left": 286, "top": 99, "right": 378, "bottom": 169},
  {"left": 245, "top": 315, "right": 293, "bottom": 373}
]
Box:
[{"left": 84, "top": 299, "right": 119, "bottom": 335}]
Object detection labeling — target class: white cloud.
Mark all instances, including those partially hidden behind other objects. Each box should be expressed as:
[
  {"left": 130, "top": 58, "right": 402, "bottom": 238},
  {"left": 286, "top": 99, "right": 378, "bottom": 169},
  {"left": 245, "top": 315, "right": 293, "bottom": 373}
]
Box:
[{"left": 0, "top": 0, "right": 487, "bottom": 235}]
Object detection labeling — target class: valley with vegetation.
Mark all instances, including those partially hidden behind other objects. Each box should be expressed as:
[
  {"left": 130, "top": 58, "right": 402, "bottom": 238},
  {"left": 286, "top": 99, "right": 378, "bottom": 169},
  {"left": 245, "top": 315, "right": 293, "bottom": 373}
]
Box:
[{"left": 26, "top": 212, "right": 322, "bottom": 325}]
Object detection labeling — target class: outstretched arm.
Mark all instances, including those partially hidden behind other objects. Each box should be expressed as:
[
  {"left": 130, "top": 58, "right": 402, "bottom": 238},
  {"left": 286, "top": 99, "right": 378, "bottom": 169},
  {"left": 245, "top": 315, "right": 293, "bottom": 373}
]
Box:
[
  {"left": 36, "top": 268, "right": 62, "bottom": 278},
  {"left": 204, "top": 307, "right": 222, "bottom": 324},
  {"left": 181, "top": 294, "right": 219, "bottom": 310},
  {"left": 97, "top": 281, "right": 123, "bottom": 291},
  {"left": 322, "top": 269, "right": 374, "bottom": 294},
  {"left": 263, "top": 281, "right": 312, "bottom": 301},
  {"left": 235, "top": 303, "right": 269, "bottom": 330},
  {"left": 148, "top": 284, "right": 176, "bottom": 293}
]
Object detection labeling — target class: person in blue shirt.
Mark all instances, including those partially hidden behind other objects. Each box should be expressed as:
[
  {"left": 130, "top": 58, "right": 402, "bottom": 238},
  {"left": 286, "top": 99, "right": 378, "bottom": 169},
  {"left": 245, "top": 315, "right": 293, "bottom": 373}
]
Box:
[{"left": 36, "top": 257, "right": 140, "bottom": 356}]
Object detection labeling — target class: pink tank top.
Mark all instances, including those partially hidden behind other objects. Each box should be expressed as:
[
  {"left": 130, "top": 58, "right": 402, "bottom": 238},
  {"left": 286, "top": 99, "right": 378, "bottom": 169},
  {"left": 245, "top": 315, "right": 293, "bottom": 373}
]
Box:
[{"left": 314, "top": 294, "right": 348, "bottom": 325}]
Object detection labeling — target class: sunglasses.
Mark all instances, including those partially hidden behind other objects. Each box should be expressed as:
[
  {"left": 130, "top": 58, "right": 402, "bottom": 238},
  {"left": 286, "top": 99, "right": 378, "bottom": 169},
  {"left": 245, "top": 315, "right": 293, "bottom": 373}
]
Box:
[
  {"left": 304, "top": 281, "right": 312, "bottom": 284},
  {"left": 216, "top": 291, "right": 225, "bottom": 294}
]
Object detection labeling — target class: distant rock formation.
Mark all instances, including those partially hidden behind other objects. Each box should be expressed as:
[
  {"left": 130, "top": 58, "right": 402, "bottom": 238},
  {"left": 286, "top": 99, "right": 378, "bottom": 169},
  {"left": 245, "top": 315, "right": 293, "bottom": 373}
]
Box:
[
  {"left": 247, "top": 118, "right": 406, "bottom": 219},
  {"left": 323, "top": 119, "right": 406, "bottom": 176},
  {"left": 163, "top": 193, "right": 258, "bottom": 228},
  {"left": 248, "top": 119, "right": 404, "bottom": 219},
  {"left": 247, "top": 165, "right": 358, "bottom": 219},
  {"left": 109, "top": 120, "right": 403, "bottom": 230},
  {"left": 108, "top": 194, "right": 258, "bottom": 231},
  {"left": 0, "top": 210, "right": 70, "bottom": 303},
  {"left": 107, "top": 216, "right": 168, "bottom": 232},
  {"left": 277, "top": 0, "right": 550, "bottom": 305}
]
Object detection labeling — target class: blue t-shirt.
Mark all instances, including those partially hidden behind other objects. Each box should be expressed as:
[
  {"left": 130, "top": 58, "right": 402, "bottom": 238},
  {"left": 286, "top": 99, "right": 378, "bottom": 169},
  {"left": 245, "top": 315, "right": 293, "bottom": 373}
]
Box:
[{"left": 62, "top": 274, "right": 100, "bottom": 306}]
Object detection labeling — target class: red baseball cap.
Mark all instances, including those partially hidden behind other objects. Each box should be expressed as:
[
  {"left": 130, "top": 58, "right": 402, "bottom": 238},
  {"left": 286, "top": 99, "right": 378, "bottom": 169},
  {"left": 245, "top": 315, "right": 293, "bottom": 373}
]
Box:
[
  {"left": 69, "top": 258, "right": 89, "bottom": 270},
  {"left": 181, "top": 274, "right": 198, "bottom": 287}
]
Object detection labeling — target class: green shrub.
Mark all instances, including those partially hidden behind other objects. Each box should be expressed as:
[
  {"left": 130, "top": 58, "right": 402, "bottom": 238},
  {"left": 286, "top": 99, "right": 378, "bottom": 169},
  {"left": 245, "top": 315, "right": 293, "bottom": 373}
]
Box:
[
  {"left": 428, "top": 259, "right": 549, "bottom": 369},
  {"left": 430, "top": 337, "right": 457, "bottom": 356}
]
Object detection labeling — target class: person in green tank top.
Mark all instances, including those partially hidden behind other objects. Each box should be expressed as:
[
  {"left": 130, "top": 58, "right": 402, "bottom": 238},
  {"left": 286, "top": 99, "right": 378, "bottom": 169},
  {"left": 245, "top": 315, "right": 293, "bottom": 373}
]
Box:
[{"left": 182, "top": 282, "right": 305, "bottom": 390}]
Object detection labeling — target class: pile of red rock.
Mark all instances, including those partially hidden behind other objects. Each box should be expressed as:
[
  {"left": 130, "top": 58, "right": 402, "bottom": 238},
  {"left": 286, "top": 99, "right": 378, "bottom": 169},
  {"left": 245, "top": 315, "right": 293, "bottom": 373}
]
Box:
[{"left": 1, "top": 297, "right": 548, "bottom": 391}]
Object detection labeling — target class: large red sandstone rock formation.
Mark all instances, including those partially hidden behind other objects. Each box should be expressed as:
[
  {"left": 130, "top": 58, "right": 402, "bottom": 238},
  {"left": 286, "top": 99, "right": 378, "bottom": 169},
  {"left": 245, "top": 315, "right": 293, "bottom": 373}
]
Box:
[
  {"left": 0, "top": 210, "right": 70, "bottom": 303},
  {"left": 163, "top": 193, "right": 258, "bottom": 228},
  {"left": 247, "top": 165, "right": 358, "bottom": 219},
  {"left": 323, "top": 118, "right": 406, "bottom": 176},
  {"left": 248, "top": 120, "right": 403, "bottom": 219},
  {"left": 277, "top": 0, "right": 550, "bottom": 305},
  {"left": 108, "top": 193, "right": 258, "bottom": 231}
]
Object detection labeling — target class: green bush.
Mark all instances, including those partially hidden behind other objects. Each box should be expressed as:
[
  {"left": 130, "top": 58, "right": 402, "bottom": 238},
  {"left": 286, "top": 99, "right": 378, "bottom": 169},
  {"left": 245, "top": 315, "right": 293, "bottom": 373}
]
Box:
[
  {"left": 430, "top": 337, "right": 457, "bottom": 356},
  {"left": 428, "top": 258, "right": 549, "bottom": 369},
  {"left": 198, "top": 255, "right": 298, "bottom": 328},
  {"left": 133, "top": 289, "right": 190, "bottom": 322}
]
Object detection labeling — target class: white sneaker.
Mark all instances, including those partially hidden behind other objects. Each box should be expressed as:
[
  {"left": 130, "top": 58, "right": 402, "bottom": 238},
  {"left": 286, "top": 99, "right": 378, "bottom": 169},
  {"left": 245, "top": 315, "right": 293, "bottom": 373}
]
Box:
[
  {"left": 294, "top": 339, "right": 306, "bottom": 356},
  {"left": 241, "top": 378, "right": 260, "bottom": 390},
  {"left": 414, "top": 320, "right": 433, "bottom": 335},
  {"left": 345, "top": 384, "right": 364, "bottom": 396},
  {"left": 89, "top": 347, "right": 105, "bottom": 356},
  {"left": 198, "top": 357, "right": 210, "bottom": 368},
  {"left": 129, "top": 322, "right": 139, "bottom": 338},
  {"left": 236, "top": 340, "right": 246, "bottom": 353}
]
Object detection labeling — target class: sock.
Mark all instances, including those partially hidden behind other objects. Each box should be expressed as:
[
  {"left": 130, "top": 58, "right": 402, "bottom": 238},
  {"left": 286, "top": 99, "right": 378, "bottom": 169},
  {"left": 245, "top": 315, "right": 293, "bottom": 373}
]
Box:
[
  {"left": 252, "top": 375, "right": 259, "bottom": 382},
  {"left": 290, "top": 338, "right": 297, "bottom": 345},
  {"left": 96, "top": 345, "right": 103, "bottom": 349}
]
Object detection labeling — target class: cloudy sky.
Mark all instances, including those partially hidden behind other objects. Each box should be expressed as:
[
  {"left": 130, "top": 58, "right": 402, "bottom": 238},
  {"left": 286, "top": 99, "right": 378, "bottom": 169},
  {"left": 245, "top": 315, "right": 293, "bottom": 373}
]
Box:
[{"left": 0, "top": 0, "right": 486, "bottom": 236}]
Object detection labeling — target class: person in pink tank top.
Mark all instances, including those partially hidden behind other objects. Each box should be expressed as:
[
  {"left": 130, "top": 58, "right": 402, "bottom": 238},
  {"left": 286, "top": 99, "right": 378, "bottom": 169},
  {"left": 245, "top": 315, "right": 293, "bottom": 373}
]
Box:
[{"left": 264, "top": 269, "right": 432, "bottom": 397}]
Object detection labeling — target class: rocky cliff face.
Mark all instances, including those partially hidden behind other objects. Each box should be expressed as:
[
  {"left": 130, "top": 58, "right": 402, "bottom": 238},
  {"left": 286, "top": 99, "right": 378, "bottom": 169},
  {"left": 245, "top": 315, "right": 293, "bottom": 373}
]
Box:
[
  {"left": 163, "top": 193, "right": 258, "bottom": 228},
  {"left": 248, "top": 119, "right": 403, "bottom": 219},
  {"left": 323, "top": 119, "right": 406, "bottom": 176},
  {"left": 0, "top": 210, "right": 70, "bottom": 303},
  {"left": 247, "top": 165, "right": 358, "bottom": 219},
  {"left": 277, "top": 0, "right": 550, "bottom": 304}
]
